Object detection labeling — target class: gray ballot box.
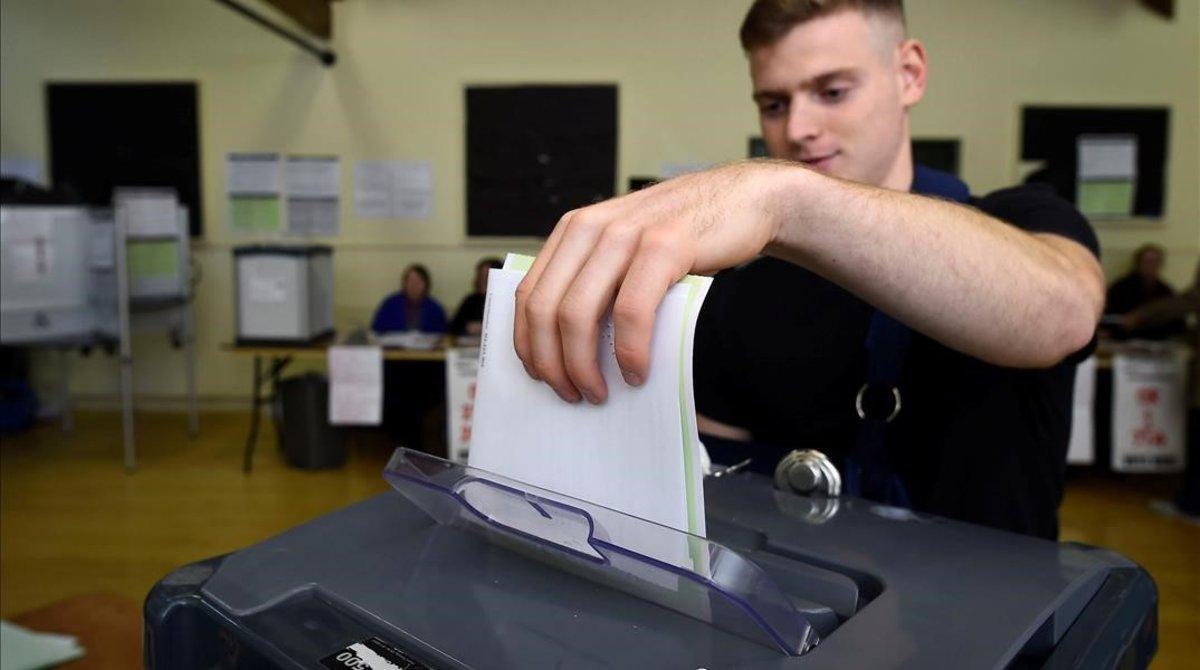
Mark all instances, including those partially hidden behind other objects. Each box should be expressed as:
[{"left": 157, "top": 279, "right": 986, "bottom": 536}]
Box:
[
  {"left": 145, "top": 449, "right": 1156, "bottom": 669},
  {"left": 234, "top": 245, "right": 334, "bottom": 345}
]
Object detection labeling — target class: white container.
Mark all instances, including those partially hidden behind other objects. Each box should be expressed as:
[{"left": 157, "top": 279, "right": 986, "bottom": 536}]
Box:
[
  {"left": 234, "top": 245, "right": 333, "bottom": 343},
  {"left": 0, "top": 205, "right": 94, "bottom": 343}
]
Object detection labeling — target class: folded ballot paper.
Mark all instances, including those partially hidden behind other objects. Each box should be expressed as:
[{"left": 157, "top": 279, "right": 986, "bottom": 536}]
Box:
[{"left": 469, "top": 254, "right": 712, "bottom": 560}]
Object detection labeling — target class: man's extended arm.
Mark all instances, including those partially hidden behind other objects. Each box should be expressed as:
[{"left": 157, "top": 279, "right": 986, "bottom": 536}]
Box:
[{"left": 514, "top": 161, "right": 1104, "bottom": 404}]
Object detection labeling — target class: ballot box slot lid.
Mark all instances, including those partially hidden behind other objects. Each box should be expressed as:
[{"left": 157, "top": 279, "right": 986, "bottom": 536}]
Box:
[{"left": 383, "top": 447, "right": 824, "bottom": 657}]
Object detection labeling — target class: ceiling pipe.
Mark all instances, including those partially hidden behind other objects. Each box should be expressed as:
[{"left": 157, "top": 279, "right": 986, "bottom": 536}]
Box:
[{"left": 214, "top": 0, "right": 336, "bottom": 67}]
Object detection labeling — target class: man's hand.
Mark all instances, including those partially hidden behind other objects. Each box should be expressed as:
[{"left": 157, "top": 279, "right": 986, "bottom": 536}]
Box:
[{"left": 514, "top": 161, "right": 790, "bottom": 404}]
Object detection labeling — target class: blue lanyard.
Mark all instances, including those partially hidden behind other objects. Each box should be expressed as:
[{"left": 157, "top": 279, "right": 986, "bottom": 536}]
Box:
[{"left": 844, "top": 165, "right": 971, "bottom": 505}]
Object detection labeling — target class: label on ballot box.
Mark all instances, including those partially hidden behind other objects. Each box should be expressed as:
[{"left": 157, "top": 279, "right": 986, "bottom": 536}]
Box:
[
  {"left": 320, "top": 636, "right": 429, "bottom": 669},
  {"left": 1111, "top": 346, "right": 1187, "bottom": 473}
]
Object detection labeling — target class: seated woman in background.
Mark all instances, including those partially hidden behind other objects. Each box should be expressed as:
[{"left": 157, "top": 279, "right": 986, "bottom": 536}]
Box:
[
  {"left": 1105, "top": 244, "right": 1184, "bottom": 340},
  {"left": 450, "top": 257, "right": 502, "bottom": 336},
  {"left": 371, "top": 264, "right": 447, "bottom": 333}
]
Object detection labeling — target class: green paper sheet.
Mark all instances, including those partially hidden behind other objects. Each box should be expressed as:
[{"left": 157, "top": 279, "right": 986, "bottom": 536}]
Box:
[
  {"left": 1078, "top": 180, "right": 1134, "bottom": 218},
  {"left": 230, "top": 196, "right": 281, "bottom": 233},
  {"left": 127, "top": 240, "right": 179, "bottom": 281}
]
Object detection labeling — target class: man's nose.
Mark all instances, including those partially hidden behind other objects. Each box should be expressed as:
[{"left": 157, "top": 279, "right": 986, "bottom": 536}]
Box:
[{"left": 785, "top": 98, "right": 822, "bottom": 144}]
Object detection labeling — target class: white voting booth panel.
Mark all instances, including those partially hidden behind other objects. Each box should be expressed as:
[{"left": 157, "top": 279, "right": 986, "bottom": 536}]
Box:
[
  {"left": 1067, "top": 357, "right": 1097, "bottom": 465},
  {"left": 445, "top": 347, "right": 480, "bottom": 464},
  {"left": 234, "top": 246, "right": 333, "bottom": 343},
  {"left": 0, "top": 205, "right": 94, "bottom": 343},
  {"left": 1111, "top": 348, "right": 1188, "bottom": 473}
]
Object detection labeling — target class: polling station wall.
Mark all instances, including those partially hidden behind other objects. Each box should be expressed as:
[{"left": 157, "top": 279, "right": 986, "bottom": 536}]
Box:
[{"left": 1, "top": 0, "right": 1196, "bottom": 405}]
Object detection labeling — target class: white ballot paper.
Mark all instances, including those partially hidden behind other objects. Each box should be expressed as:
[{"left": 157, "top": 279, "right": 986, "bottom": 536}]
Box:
[
  {"left": 328, "top": 345, "right": 383, "bottom": 426},
  {"left": 469, "top": 254, "right": 712, "bottom": 570}
]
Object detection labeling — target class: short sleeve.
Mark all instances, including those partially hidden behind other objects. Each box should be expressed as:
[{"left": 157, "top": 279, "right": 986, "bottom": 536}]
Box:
[
  {"left": 975, "top": 183, "right": 1099, "bottom": 258},
  {"left": 977, "top": 184, "right": 1101, "bottom": 362}
]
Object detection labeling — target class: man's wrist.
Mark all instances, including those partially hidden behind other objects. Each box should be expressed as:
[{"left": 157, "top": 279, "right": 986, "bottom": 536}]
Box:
[{"left": 761, "top": 162, "right": 821, "bottom": 256}]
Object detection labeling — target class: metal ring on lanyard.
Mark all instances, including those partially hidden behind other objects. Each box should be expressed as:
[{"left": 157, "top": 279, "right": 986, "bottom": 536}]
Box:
[{"left": 855, "top": 383, "right": 902, "bottom": 423}]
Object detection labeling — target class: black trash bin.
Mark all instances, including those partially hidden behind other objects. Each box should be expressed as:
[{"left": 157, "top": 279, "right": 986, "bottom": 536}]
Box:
[{"left": 272, "top": 373, "right": 346, "bottom": 469}]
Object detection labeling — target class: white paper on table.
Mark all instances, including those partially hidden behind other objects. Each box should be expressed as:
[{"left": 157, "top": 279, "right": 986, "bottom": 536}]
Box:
[
  {"left": 1077, "top": 135, "right": 1137, "bottom": 180},
  {"left": 328, "top": 345, "right": 383, "bottom": 426},
  {"left": 1066, "top": 356, "right": 1096, "bottom": 465},
  {"left": 469, "top": 255, "right": 711, "bottom": 572},
  {"left": 227, "top": 153, "right": 282, "bottom": 196},
  {"left": 353, "top": 160, "right": 433, "bottom": 220}
]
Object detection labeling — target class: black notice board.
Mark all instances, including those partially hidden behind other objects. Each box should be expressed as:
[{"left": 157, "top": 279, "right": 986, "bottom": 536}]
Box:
[
  {"left": 1020, "top": 106, "right": 1169, "bottom": 217},
  {"left": 47, "top": 82, "right": 203, "bottom": 236},
  {"left": 467, "top": 85, "right": 617, "bottom": 237}
]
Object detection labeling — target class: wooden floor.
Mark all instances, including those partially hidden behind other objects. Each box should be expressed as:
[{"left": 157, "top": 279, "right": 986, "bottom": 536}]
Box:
[{"left": 2, "top": 411, "right": 1197, "bottom": 668}]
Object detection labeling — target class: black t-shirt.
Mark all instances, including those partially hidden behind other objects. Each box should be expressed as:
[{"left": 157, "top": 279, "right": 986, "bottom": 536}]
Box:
[
  {"left": 450, "top": 293, "right": 486, "bottom": 335},
  {"left": 694, "top": 183, "right": 1099, "bottom": 539},
  {"left": 1105, "top": 274, "right": 1183, "bottom": 340}
]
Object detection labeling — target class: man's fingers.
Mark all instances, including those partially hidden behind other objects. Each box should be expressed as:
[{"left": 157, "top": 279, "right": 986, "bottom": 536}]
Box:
[
  {"left": 558, "top": 222, "right": 641, "bottom": 403},
  {"left": 612, "top": 228, "right": 693, "bottom": 386},
  {"left": 525, "top": 211, "right": 609, "bottom": 402},
  {"left": 514, "top": 213, "right": 571, "bottom": 379}
]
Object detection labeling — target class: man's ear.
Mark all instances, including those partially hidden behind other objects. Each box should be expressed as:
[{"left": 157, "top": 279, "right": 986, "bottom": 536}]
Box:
[{"left": 897, "top": 38, "right": 928, "bottom": 108}]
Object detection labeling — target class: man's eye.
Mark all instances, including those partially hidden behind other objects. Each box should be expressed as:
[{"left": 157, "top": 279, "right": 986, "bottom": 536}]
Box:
[
  {"left": 820, "top": 87, "right": 850, "bottom": 103},
  {"left": 759, "top": 100, "right": 787, "bottom": 117}
]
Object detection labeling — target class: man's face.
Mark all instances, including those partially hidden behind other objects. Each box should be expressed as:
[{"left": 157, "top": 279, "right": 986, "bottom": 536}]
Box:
[{"left": 749, "top": 10, "right": 923, "bottom": 189}]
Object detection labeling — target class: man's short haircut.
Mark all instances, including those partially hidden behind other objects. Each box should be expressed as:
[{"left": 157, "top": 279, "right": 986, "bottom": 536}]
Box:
[{"left": 739, "top": 0, "right": 906, "bottom": 51}]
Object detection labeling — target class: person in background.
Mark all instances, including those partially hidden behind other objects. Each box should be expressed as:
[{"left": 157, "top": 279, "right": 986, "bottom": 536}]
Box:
[
  {"left": 1106, "top": 244, "right": 1183, "bottom": 340},
  {"left": 1126, "top": 261, "right": 1200, "bottom": 519},
  {"left": 451, "top": 258, "right": 503, "bottom": 336},
  {"left": 372, "top": 264, "right": 448, "bottom": 334}
]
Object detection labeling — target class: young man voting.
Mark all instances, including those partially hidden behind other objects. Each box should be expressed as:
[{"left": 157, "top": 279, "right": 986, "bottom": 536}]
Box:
[{"left": 513, "top": 0, "right": 1103, "bottom": 539}]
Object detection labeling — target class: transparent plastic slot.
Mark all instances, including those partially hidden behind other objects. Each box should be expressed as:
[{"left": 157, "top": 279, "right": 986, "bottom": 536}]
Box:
[{"left": 383, "top": 447, "right": 819, "bottom": 655}]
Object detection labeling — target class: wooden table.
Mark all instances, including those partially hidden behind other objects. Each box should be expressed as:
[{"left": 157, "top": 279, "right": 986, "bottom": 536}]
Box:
[{"left": 222, "top": 338, "right": 450, "bottom": 472}]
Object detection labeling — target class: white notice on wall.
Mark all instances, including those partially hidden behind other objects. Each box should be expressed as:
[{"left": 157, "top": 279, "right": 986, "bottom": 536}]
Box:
[
  {"left": 1078, "top": 135, "right": 1138, "bottom": 180},
  {"left": 285, "top": 155, "right": 341, "bottom": 236},
  {"left": 328, "top": 345, "right": 383, "bottom": 426},
  {"left": 227, "top": 153, "right": 282, "bottom": 196},
  {"left": 354, "top": 160, "right": 433, "bottom": 220}
]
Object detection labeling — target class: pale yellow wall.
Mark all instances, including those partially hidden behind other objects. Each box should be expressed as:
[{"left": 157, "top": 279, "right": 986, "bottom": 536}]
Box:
[{"left": 1, "top": 0, "right": 1197, "bottom": 403}]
